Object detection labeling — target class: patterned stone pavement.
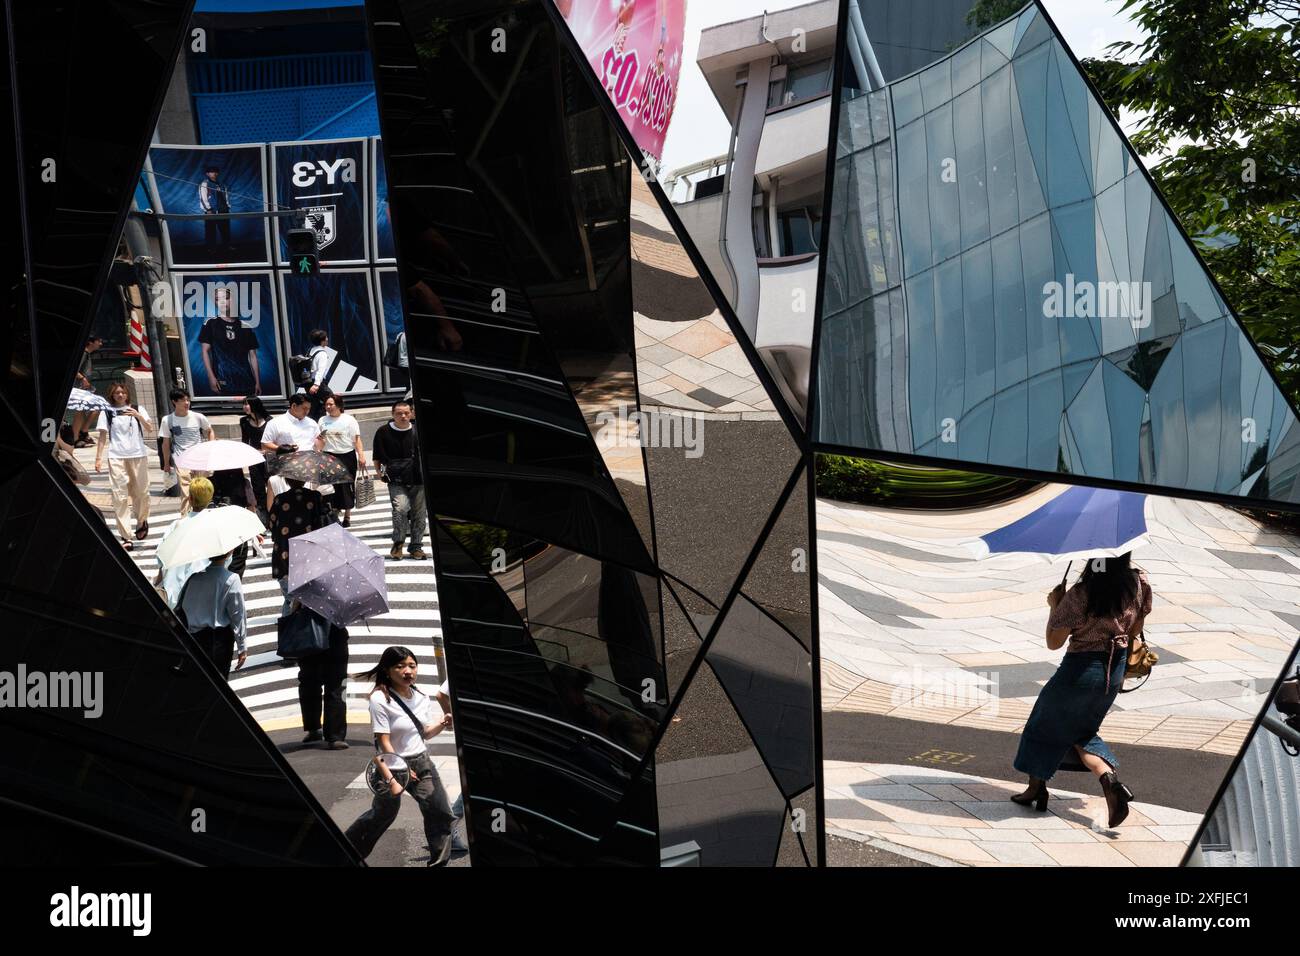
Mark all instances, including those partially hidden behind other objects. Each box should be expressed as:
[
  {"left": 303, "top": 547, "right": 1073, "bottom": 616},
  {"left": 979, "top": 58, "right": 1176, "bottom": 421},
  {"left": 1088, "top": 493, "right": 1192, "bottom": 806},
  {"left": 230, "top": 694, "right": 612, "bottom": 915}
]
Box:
[
  {"left": 817, "top": 484, "right": 1300, "bottom": 753},
  {"left": 630, "top": 176, "right": 778, "bottom": 420},
  {"left": 825, "top": 761, "right": 1198, "bottom": 867}
]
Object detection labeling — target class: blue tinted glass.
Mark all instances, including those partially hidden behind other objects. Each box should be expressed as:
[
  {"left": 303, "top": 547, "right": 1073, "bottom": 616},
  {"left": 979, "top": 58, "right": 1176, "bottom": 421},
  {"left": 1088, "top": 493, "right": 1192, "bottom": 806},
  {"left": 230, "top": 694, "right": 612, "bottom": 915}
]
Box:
[
  {"left": 876, "top": 141, "right": 900, "bottom": 286},
  {"left": 896, "top": 119, "right": 932, "bottom": 276},
  {"left": 1166, "top": 214, "right": 1225, "bottom": 325},
  {"left": 1053, "top": 42, "right": 1094, "bottom": 192},
  {"left": 1021, "top": 212, "right": 1059, "bottom": 377},
  {"left": 1012, "top": 42, "right": 1050, "bottom": 210},
  {"left": 963, "top": 242, "right": 996, "bottom": 413},
  {"left": 1063, "top": 362, "right": 1114, "bottom": 477},
  {"left": 1050, "top": 211, "right": 1102, "bottom": 365},
  {"left": 852, "top": 149, "right": 886, "bottom": 293},
  {"left": 951, "top": 40, "right": 981, "bottom": 95},
  {"left": 893, "top": 75, "right": 923, "bottom": 127},
  {"left": 933, "top": 257, "right": 965, "bottom": 423},
  {"left": 982, "top": 65, "right": 1019, "bottom": 234},
  {"left": 1180, "top": 318, "right": 1231, "bottom": 490},
  {"left": 1102, "top": 361, "right": 1148, "bottom": 481},
  {"left": 992, "top": 227, "right": 1028, "bottom": 389},
  {"left": 907, "top": 272, "right": 938, "bottom": 447},
  {"left": 1044, "top": 48, "right": 1093, "bottom": 207},
  {"left": 958, "top": 392, "right": 995, "bottom": 460},
  {"left": 1124, "top": 169, "right": 1152, "bottom": 283},
  {"left": 990, "top": 379, "right": 1030, "bottom": 469},
  {"left": 926, "top": 104, "right": 961, "bottom": 264},
  {"left": 920, "top": 58, "right": 952, "bottom": 114},
  {"left": 1026, "top": 369, "right": 1064, "bottom": 470},
  {"left": 869, "top": 88, "right": 890, "bottom": 144},
  {"left": 1093, "top": 101, "right": 1125, "bottom": 193},
  {"left": 1147, "top": 336, "right": 1189, "bottom": 487},
  {"left": 954, "top": 87, "right": 990, "bottom": 249}
]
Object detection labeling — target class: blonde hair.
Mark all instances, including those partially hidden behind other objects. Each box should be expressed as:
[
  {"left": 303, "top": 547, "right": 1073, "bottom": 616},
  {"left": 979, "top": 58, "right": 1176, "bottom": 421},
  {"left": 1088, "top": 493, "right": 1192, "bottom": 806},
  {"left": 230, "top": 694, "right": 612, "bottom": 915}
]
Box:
[
  {"left": 188, "top": 476, "right": 214, "bottom": 511},
  {"left": 106, "top": 381, "right": 131, "bottom": 405}
]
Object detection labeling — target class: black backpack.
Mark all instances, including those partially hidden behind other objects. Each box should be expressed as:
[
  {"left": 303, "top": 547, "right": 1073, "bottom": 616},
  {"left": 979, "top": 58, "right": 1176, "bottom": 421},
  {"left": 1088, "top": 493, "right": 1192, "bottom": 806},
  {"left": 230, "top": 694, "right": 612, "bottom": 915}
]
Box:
[{"left": 288, "top": 351, "right": 315, "bottom": 386}]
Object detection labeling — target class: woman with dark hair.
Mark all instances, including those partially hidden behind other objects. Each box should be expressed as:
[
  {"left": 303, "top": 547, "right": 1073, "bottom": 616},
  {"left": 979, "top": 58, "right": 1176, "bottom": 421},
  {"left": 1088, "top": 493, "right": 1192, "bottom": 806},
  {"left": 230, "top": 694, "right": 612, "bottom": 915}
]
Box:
[
  {"left": 314, "top": 393, "right": 365, "bottom": 527},
  {"left": 1011, "top": 551, "right": 1152, "bottom": 828},
  {"left": 344, "top": 646, "right": 456, "bottom": 865},
  {"left": 239, "top": 396, "right": 270, "bottom": 521}
]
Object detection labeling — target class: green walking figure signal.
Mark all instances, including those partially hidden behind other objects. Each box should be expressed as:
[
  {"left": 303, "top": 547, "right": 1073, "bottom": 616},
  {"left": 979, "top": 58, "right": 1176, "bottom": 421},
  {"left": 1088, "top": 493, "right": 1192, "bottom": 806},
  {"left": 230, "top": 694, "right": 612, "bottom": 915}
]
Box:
[{"left": 286, "top": 225, "right": 319, "bottom": 277}]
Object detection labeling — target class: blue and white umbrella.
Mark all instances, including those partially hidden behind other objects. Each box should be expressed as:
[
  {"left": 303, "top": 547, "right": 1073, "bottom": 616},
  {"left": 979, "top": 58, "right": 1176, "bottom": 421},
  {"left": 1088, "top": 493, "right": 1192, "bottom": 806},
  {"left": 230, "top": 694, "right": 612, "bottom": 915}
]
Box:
[
  {"left": 67, "top": 388, "right": 111, "bottom": 413},
  {"left": 967, "top": 485, "right": 1149, "bottom": 562}
]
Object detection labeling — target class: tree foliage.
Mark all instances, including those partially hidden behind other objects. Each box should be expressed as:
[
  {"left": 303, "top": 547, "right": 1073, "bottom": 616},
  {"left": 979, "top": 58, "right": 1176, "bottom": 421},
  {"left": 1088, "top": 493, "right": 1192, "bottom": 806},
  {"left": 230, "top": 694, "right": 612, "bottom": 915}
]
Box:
[{"left": 1081, "top": 0, "right": 1300, "bottom": 404}]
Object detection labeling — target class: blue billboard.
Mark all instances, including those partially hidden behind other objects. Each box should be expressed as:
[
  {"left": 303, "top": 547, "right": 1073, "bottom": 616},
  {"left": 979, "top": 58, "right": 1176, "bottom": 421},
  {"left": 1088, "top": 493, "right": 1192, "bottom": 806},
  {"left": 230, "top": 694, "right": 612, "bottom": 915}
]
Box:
[
  {"left": 173, "top": 271, "right": 284, "bottom": 399},
  {"left": 148, "top": 144, "right": 271, "bottom": 268},
  {"left": 272, "top": 138, "right": 369, "bottom": 266}
]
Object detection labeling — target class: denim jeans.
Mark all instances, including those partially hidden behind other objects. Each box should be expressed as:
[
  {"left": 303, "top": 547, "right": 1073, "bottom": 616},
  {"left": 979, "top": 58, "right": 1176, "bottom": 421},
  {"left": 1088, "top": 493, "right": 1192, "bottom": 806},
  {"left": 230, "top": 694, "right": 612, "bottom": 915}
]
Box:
[
  {"left": 389, "top": 482, "right": 426, "bottom": 551},
  {"left": 345, "top": 751, "right": 454, "bottom": 865}
]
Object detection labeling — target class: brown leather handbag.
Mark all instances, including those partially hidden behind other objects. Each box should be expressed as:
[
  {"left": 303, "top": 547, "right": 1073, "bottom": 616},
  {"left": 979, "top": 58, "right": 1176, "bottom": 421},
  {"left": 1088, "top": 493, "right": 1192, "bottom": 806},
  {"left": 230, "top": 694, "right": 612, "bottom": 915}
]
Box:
[{"left": 1119, "top": 632, "right": 1159, "bottom": 692}]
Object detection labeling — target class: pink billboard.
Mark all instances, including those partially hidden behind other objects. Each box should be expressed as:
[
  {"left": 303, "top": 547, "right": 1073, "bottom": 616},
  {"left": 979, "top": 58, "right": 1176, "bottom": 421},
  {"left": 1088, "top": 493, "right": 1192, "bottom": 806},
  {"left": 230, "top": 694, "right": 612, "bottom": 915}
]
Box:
[{"left": 556, "top": 0, "right": 686, "bottom": 165}]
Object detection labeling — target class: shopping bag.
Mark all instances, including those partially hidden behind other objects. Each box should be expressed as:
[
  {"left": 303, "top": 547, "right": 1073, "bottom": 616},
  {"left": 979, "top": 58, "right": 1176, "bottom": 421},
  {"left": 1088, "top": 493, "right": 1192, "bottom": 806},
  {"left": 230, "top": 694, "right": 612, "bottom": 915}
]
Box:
[{"left": 354, "top": 473, "right": 376, "bottom": 509}]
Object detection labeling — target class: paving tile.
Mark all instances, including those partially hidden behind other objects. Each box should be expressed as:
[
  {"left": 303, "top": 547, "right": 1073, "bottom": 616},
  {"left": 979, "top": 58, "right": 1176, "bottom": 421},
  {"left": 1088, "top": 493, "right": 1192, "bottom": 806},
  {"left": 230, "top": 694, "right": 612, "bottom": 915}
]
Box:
[
  {"left": 1114, "top": 841, "right": 1190, "bottom": 866},
  {"left": 981, "top": 841, "right": 1057, "bottom": 865},
  {"left": 662, "top": 320, "right": 735, "bottom": 358},
  {"left": 885, "top": 832, "right": 998, "bottom": 864},
  {"left": 699, "top": 343, "right": 757, "bottom": 378},
  {"left": 1038, "top": 842, "right": 1136, "bottom": 866}
]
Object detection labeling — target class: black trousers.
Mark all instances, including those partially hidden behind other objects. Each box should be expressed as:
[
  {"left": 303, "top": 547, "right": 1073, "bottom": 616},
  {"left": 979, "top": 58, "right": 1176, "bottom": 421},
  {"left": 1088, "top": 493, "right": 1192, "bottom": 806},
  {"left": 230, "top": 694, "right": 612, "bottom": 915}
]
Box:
[
  {"left": 297, "top": 627, "right": 349, "bottom": 742},
  {"left": 204, "top": 214, "right": 230, "bottom": 250},
  {"left": 192, "top": 626, "right": 236, "bottom": 680},
  {"left": 344, "top": 752, "right": 454, "bottom": 866}
]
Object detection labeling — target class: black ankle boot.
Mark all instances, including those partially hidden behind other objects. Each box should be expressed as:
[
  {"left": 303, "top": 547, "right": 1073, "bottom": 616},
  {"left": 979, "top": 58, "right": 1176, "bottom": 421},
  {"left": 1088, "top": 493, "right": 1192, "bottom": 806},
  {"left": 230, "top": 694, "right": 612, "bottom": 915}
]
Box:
[
  {"left": 1099, "top": 771, "right": 1133, "bottom": 828},
  {"left": 1010, "top": 777, "right": 1049, "bottom": 812}
]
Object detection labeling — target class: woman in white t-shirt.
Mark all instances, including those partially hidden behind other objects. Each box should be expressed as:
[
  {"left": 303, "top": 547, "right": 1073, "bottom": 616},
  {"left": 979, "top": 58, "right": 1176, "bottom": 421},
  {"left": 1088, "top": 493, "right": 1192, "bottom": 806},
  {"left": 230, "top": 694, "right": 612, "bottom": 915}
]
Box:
[
  {"left": 94, "top": 381, "right": 154, "bottom": 549},
  {"left": 314, "top": 393, "right": 366, "bottom": 527},
  {"left": 343, "top": 646, "right": 456, "bottom": 865}
]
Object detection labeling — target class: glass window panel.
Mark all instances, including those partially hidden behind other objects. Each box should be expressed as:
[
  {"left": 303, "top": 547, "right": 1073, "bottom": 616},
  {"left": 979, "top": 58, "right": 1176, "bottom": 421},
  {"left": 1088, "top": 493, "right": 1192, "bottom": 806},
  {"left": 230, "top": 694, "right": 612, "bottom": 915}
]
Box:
[
  {"left": 785, "top": 58, "right": 832, "bottom": 102},
  {"left": 1012, "top": 43, "right": 1051, "bottom": 212},
  {"left": 853, "top": 150, "right": 886, "bottom": 291},
  {"left": 1053, "top": 43, "right": 1095, "bottom": 192},
  {"left": 1052, "top": 209, "right": 1102, "bottom": 365},
  {"left": 896, "top": 118, "right": 932, "bottom": 276},
  {"left": 869, "top": 88, "right": 891, "bottom": 144},
  {"left": 958, "top": 394, "right": 995, "bottom": 461},
  {"left": 990, "top": 379, "right": 1030, "bottom": 469},
  {"left": 889, "top": 285, "right": 911, "bottom": 447},
  {"left": 926, "top": 104, "right": 961, "bottom": 264},
  {"left": 1180, "top": 318, "right": 1230, "bottom": 490},
  {"left": 954, "top": 86, "right": 990, "bottom": 249},
  {"left": 980, "top": 38, "right": 1008, "bottom": 79},
  {"left": 992, "top": 227, "right": 1028, "bottom": 390},
  {"left": 1166, "top": 215, "right": 1226, "bottom": 325},
  {"left": 1124, "top": 168, "right": 1152, "bottom": 280},
  {"left": 906, "top": 271, "right": 938, "bottom": 448},
  {"left": 1101, "top": 361, "right": 1148, "bottom": 482},
  {"left": 1063, "top": 362, "right": 1113, "bottom": 477},
  {"left": 987, "top": 18, "right": 1018, "bottom": 58},
  {"left": 1021, "top": 212, "right": 1059, "bottom": 377},
  {"left": 983, "top": 65, "right": 1020, "bottom": 234},
  {"left": 1044, "top": 49, "right": 1094, "bottom": 207},
  {"left": 963, "top": 242, "right": 996, "bottom": 413},
  {"left": 892, "top": 74, "right": 923, "bottom": 128},
  {"left": 1015, "top": 7, "right": 1053, "bottom": 54},
  {"left": 952, "top": 40, "right": 981, "bottom": 95},
  {"left": 844, "top": 93, "right": 873, "bottom": 152},
  {"left": 1147, "top": 336, "right": 1189, "bottom": 487},
  {"left": 1140, "top": 205, "right": 1175, "bottom": 348},
  {"left": 920, "top": 58, "right": 952, "bottom": 114},
  {"left": 1093, "top": 106, "right": 1125, "bottom": 193},
  {"left": 1026, "top": 369, "right": 1064, "bottom": 470},
  {"left": 876, "top": 140, "right": 901, "bottom": 286},
  {"left": 934, "top": 256, "right": 966, "bottom": 425}
]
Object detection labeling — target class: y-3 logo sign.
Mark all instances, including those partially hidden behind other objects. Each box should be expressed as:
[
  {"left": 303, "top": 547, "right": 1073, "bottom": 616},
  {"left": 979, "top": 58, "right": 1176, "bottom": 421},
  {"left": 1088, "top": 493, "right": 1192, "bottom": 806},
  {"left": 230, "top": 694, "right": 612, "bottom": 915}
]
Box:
[{"left": 291, "top": 158, "right": 357, "bottom": 188}]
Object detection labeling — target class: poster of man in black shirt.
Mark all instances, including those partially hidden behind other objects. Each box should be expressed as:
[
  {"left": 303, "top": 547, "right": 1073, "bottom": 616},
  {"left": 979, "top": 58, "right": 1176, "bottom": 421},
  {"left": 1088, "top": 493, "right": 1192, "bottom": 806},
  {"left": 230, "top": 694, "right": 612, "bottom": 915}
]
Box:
[{"left": 198, "top": 287, "right": 261, "bottom": 395}]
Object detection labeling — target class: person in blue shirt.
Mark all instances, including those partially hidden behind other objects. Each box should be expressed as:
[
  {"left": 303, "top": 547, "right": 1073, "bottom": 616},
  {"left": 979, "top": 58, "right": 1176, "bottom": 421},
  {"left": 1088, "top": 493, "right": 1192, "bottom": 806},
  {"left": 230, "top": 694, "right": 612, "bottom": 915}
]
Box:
[{"left": 178, "top": 549, "right": 248, "bottom": 679}]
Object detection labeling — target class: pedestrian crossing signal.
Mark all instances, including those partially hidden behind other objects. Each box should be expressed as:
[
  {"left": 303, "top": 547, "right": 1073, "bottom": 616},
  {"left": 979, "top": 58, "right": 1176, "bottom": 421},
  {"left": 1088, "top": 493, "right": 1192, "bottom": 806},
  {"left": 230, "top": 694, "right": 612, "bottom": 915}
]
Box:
[{"left": 287, "top": 226, "right": 318, "bottom": 277}]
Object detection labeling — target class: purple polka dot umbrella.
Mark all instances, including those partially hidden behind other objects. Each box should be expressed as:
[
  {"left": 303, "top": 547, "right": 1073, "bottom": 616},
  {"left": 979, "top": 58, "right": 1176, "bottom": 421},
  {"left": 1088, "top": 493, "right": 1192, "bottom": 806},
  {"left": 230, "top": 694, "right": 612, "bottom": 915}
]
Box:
[{"left": 287, "top": 522, "right": 389, "bottom": 626}]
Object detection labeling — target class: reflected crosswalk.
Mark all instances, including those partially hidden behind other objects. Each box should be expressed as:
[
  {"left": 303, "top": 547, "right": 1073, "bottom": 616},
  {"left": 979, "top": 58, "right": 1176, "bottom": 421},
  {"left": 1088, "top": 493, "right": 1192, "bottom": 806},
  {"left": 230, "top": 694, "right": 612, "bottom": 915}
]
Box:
[{"left": 125, "top": 488, "right": 441, "bottom": 723}]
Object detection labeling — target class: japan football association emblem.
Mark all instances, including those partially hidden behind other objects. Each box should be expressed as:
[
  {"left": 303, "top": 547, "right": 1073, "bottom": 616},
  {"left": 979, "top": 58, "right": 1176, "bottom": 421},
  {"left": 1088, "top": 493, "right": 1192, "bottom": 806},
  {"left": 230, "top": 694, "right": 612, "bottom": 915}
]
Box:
[{"left": 301, "top": 205, "right": 336, "bottom": 251}]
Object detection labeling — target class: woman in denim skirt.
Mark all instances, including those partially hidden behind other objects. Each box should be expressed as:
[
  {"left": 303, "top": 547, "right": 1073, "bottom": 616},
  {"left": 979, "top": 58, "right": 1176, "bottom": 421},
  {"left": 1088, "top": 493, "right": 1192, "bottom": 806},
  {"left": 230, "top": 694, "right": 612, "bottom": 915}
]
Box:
[{"left": 1011, "top": 552, "right": 1152, "bottom": 828}]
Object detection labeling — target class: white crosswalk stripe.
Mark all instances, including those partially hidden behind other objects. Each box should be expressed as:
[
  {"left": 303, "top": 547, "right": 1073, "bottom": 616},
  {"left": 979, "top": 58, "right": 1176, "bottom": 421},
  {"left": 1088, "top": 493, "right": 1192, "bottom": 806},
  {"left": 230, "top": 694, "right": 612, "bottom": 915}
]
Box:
[{"left": 123, "top": 488, "right": 441, "bottom": 723}]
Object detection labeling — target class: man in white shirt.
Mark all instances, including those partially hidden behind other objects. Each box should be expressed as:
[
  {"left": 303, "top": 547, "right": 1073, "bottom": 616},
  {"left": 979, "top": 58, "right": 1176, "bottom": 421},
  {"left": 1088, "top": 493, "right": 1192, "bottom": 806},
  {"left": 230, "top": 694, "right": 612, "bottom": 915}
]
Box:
[
  {"left": 306, "top": 329, "right": 335, "bottom": 418},
  {"left": 160, "top": 388, "right": 215, "bottom": 515},
  {"left": 261, "top": 393, "right": 320, "bottom": 453}
]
